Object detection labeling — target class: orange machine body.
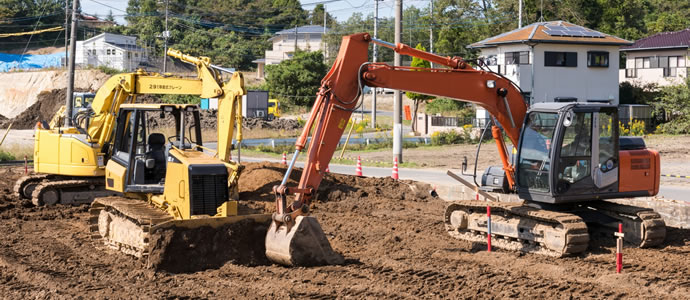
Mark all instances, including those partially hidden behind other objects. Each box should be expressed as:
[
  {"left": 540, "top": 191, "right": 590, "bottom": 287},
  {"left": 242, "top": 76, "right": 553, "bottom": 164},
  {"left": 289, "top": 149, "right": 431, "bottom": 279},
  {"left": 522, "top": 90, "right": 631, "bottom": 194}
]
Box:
[{"left": 618, "top": 149, "right": 660, "bottom": 196}]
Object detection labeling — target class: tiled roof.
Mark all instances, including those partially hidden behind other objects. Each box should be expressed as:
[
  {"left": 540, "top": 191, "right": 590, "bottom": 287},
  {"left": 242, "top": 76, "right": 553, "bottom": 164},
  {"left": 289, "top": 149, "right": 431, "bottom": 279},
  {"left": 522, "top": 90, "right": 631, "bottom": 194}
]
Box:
[
  {"left": 274, "top": 25, "right": 328, "bottom": 35},
  {"left": 621, "top": 28, "right": 690, "bottom": 51},
  {"left": 468, "top": 21, "right": 631, "bottom": 48}
]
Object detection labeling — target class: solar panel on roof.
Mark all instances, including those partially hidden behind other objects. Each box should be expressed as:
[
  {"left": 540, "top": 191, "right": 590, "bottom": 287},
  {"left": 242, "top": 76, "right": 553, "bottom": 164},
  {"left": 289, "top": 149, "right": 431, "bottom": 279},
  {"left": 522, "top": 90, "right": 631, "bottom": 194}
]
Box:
[
  {"left": 543, "top": 29, "right": 565, "bottom": 36},
  {"left": 543, "top": 25, "right": 606, "bottom": 38},
  {"left": 546, "top": 25, "right": 568, "bottom": 31}
]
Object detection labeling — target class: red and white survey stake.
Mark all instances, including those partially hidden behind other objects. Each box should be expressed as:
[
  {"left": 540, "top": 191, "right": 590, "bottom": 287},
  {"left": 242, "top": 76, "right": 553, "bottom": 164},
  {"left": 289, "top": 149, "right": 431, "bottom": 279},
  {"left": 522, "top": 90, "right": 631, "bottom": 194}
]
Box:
[
  {"left": 615, "top": 223, "right": 624, "bottom": 273},
  {"left": 487, "top": 205, "right": 492, "bottom": 252}
]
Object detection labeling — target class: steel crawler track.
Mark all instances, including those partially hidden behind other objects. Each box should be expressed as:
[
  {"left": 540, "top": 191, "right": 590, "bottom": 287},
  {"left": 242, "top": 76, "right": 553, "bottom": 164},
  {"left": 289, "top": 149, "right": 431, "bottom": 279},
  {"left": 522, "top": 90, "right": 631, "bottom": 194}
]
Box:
[
  {"left": 445, "top": 200, "right": 666, "bottom": 256},
  {"left": 89, "top": 196, "right": 173, "bottom": 258},
  {"left": 445, "top": 201, "right": 590, "bottom": 257}
]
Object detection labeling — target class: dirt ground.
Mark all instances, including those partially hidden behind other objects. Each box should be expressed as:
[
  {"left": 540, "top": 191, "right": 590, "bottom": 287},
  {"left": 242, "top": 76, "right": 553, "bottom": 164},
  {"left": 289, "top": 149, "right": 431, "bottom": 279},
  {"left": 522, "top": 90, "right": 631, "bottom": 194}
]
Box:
[{"left": 0, "top": 162, "right": 688, "bottom": 299}]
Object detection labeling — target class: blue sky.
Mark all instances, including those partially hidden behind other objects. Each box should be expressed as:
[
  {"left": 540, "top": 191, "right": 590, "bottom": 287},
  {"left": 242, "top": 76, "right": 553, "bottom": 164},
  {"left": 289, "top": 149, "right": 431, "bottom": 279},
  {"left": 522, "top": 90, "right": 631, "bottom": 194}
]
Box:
[{"left": 80, "top": 0, "right": 428, "bottom": 26}]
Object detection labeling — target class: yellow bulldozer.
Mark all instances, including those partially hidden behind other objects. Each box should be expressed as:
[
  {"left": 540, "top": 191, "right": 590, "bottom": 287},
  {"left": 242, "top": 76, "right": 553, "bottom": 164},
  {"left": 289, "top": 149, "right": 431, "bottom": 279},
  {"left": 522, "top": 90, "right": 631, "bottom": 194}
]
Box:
[{"left": 14, "top": 49, "right": 278, "bottom": 267}]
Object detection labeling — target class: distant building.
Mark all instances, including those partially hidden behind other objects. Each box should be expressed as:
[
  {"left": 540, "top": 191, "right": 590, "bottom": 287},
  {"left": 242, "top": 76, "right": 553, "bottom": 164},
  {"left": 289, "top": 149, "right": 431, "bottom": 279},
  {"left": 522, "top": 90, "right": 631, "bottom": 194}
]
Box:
[
  {"left": 620, "top": 28, "right": 689, "bottom": 87},
  {"left": 253, "top": 25, "right": 328, "bottom": 78},
  {"left": 79, "top": 14, "right": 116, "bottom": 29},
  {"left": 75, "top": 33, "right": 148, "bottom": 71},
  {"left": 469, "top": 21, "right": 631, "bottom": 110}
]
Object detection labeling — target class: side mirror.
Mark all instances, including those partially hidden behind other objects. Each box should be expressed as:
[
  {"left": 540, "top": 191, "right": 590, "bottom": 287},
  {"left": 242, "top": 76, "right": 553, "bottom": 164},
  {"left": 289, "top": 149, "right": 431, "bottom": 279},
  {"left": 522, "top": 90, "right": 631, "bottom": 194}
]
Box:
[{"left": 563, "top": 110, "right": 574, "bottom": 127}]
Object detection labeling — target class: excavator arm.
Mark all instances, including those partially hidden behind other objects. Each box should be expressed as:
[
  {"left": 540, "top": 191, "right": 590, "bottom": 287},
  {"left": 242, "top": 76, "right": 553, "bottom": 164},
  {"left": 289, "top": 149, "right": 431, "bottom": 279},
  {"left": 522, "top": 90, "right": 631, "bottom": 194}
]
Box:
[
  {"left": 278, "top": 33, "right": 525, "bottom": 215},
  {"left": 77, "top": 49, "right": 243, "bottom": 163},
  {"left": 265, "top": 33, "right": 527, "bottom": 266}
]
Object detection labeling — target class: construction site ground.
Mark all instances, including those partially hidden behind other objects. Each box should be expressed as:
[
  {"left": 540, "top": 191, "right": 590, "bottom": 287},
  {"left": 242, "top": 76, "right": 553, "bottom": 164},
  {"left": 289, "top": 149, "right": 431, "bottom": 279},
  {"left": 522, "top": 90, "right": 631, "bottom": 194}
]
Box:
[{"left": 0, "top": 162, "right": 688, "bottom": 298}]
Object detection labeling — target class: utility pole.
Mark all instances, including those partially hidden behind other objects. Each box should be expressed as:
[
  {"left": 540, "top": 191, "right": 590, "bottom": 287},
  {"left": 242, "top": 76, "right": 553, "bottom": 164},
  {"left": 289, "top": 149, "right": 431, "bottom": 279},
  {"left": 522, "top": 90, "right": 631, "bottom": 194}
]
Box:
[
  {"left": 64, "top": 0, "right": 69, "bottom": 69},
  {"left": 371, "top": 0, "right": 380, "bottom": 128},
  {"left": 323, "top": 5, "right": 327, "bottom": 59},
  {"left": 393, "top": 0, "right": 403, "bottom": 163},
  {"left": 429, "top": 0, "right": 433, "bottom": 68},
  {"left": 518, "top": 0, "right": 523, "bottom": 28},
  {"left": 162, "top": 0, "right": 169, "bottom": 73},
  {"left": 65, "top": 0, "right": 79, "bottom": 127}
]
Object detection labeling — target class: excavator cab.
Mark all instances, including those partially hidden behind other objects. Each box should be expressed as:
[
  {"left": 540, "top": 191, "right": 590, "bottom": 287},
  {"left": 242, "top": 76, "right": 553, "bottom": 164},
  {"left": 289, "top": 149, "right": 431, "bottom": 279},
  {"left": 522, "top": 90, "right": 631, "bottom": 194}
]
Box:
[
  {"left": 106, "top": 104, "right": 204, "bottom": 194},
  {"left": 515, "top": 103, "right": 659, "bottom": 204}
]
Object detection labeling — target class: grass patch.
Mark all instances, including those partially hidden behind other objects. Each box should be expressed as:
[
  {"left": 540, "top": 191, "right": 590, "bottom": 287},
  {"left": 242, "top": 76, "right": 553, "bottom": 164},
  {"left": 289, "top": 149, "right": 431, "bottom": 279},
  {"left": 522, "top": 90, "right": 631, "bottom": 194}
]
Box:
[
  {"left": 0, "top": 144, "right": 33, "bottom": 161},
  {"left": 0, "top": 149, "right": 16, "bottom": 161}
]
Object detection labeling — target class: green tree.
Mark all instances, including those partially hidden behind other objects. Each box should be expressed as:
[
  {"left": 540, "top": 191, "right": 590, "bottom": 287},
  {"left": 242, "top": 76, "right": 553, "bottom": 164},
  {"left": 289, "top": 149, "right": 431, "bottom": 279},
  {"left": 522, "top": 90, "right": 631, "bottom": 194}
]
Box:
[
  {"left": 106, "top": 9, "right": 115, "bottom": 22},
  {"left": 310, "top": 4, "right": 334, "bottom": 28},
  {"left": 653, "top": 77, "right": 690, "bottom": 134},
  {"left": 265, "top": 50, "right": 328, "bottom": 107},
  {"left": 405, "top": 44, "right": 435, "bottom": 133}
]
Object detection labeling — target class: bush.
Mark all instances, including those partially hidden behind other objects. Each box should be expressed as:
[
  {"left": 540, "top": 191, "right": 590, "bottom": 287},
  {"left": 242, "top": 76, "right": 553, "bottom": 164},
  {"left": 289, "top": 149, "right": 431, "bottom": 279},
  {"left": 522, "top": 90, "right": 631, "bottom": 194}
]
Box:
[
  {"left": 96, "top": 65, "right": 124, "bottom": 75},
  {"left": 425, "top": 98, "right": 465, "bottom": 115},
  {"left": 0, "top": 150, "right": 16, "bottom": 161},
  {"left": 652, "top": 77, "right": 690, "bottom": 134},
  {"left": 620, "top": 120, "right": 646, "bottom": 136},
  {"left": 265, "top": 50, "right": 328, "bottom": 107},
  {"left": 430, "top": 125, "right": 474, "bottom": 145}
]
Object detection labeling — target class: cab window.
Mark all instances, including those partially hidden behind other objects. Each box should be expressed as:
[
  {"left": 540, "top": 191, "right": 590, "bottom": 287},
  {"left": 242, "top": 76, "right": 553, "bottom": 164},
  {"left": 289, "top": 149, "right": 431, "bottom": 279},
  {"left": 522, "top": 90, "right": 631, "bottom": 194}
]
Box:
[
  {"left": 558, "top": 112, "right": 592, "bottom": 184},
  {"left": 518, "top": 112, "right": 558, "bottom": 192}
]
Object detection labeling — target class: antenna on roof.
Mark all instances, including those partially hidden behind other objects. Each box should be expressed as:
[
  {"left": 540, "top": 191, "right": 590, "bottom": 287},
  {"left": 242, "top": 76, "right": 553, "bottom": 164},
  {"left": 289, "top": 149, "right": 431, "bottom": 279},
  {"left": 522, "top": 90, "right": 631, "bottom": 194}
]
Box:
[{"left": 538, "top": 0, "right": 545, "bottom": 22}]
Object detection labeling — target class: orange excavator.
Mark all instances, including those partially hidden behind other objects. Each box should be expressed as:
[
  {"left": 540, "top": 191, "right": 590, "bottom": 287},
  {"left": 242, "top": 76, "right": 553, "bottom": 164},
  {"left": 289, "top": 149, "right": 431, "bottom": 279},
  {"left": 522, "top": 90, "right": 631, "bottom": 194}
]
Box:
[{"left": 264, "top": 33, "right": 665, "bottom": 266}]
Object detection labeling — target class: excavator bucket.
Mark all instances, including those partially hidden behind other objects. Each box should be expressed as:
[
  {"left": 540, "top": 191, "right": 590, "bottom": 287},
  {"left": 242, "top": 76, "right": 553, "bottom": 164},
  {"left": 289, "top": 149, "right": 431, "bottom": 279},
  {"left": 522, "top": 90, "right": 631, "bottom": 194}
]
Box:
[{"left": 265, "top": 216, "right": 344, "bottom": 266}]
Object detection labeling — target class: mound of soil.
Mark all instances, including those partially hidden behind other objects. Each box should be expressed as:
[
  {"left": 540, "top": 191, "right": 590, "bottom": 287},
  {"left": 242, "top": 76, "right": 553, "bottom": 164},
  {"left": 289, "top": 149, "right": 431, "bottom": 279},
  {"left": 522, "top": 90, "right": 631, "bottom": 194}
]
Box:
[
  {"left": 5, "top": 88, "right": 88, "bottom": 129},
  {"left": 147, "top": 219, "right": 271, "bottom": 273},
  {"left": 243, "top": 117, "right": 300, "bottom": 130}
]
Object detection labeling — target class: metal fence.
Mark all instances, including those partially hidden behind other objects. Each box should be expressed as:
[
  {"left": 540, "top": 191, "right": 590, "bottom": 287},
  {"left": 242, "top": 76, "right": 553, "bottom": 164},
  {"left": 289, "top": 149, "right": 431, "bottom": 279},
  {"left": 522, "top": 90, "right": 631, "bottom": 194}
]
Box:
[{"left": 430, "top": 116, "right": 487, "bottom": 128}]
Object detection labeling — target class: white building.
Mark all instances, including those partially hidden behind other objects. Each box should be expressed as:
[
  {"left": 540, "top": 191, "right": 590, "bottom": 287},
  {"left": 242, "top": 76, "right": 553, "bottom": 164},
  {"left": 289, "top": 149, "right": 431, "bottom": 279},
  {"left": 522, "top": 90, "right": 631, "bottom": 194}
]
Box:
[
  {"left": 253, "top": 25, "right": 328, "bottom": 78},
  {"left": 469, "top": 21, "right": 631, "bottom": 112},
  {"left": 75, "top": 33, "right": 148, "bottom": 71},
  {"left": 619, "top": 28, "right": 689, "bottom": 87}
]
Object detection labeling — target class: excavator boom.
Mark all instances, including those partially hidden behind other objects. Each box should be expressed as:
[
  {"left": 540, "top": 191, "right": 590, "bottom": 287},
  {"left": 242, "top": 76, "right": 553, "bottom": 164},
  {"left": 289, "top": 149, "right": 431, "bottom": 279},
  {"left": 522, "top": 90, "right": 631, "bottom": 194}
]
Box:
[{"left": 266, "top": 33, "right": 528, "bottom": 266}]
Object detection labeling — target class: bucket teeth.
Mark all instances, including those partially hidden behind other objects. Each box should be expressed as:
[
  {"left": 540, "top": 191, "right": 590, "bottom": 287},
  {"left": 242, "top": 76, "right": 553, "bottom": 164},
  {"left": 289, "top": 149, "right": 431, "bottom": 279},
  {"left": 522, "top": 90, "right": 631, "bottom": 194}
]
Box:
[{"left": 265, "top": 216, "right": 344, "bottom": 266}]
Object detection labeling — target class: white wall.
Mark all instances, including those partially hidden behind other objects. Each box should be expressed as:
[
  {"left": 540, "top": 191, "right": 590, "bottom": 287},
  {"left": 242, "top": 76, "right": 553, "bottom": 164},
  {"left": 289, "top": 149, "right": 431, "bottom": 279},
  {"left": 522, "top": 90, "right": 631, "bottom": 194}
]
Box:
[
  {"left": 620, "top": 49, "right": 689, "bottom": 87},
  {"left": 532, "top": 44, "right": 620, "bottom": 105},
  {"left": 76, "top": 34, "right": 147, "bottom": 71},
  {"left": 479, "top": 43, "right": 621, "bottom": 105},
  {"left": 265, "top": 33, "right": 324, "bottom": 65}
]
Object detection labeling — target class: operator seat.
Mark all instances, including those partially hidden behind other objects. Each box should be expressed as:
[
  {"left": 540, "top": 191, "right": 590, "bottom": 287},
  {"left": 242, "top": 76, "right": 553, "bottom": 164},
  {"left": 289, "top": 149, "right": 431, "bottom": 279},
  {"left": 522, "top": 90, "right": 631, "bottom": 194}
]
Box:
[{"left": 146, "top": 133, "right": 167, "bottom": 183}]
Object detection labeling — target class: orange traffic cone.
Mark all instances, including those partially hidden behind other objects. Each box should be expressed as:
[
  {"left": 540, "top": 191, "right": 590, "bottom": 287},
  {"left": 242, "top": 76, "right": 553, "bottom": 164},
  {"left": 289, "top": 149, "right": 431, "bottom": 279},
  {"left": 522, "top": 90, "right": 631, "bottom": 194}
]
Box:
[
  {"left": 392, "top": 157, "right": 399, "bottom": 180},
  {"left": 281, "top": 152, "right": 287, "bottom": 165},
  {"left": 355, "top": 156, "right": 363, "bottom": 176}
]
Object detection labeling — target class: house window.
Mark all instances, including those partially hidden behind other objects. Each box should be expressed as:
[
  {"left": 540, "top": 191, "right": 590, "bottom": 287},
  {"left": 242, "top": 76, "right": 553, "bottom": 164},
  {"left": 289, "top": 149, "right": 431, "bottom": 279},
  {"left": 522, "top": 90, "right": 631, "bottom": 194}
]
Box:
[
  {"left": 504, "top": 51, "right": 530, "bottom": 65},
  {"left": 545, "top": 51, "right": 577, "bottom": 67},
  {"left": 635, "top": 57, "right": 643, "bottom": 69},
  {"left": 587, "top": 51, "right": 609, "bottom": 67},
  {"left": 127, "top": 52, "right": 131, "bottom": 59},
  {"left": 106, "top": 49, "right": 111, "bottom": 55},
  {"left": 625, "top": 69, "right": 637, "bottom": 78},
  {"left": 660, "top": 56, "right": 686, "bottom": 77}
]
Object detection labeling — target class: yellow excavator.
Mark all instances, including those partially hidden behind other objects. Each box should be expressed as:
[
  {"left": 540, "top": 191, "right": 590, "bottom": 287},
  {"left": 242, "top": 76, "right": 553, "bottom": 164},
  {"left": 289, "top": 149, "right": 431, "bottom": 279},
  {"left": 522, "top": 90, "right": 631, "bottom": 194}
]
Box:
[
  {"left": 15, "top": 49, "right": 242, "bottom": 206},
  {"left": 14, "top": 49, "right": 271, "bottom": 262}
]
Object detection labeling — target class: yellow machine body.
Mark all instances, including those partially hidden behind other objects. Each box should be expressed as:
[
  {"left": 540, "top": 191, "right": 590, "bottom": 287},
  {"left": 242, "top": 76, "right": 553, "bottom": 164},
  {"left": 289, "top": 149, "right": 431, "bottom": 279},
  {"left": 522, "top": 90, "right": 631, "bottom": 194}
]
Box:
[
  {"left": 32, "top": 49, "right": 244, "bottom": 180},
  {"left": 33, "top": 127, "right": 106, "bottom": 176}
]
